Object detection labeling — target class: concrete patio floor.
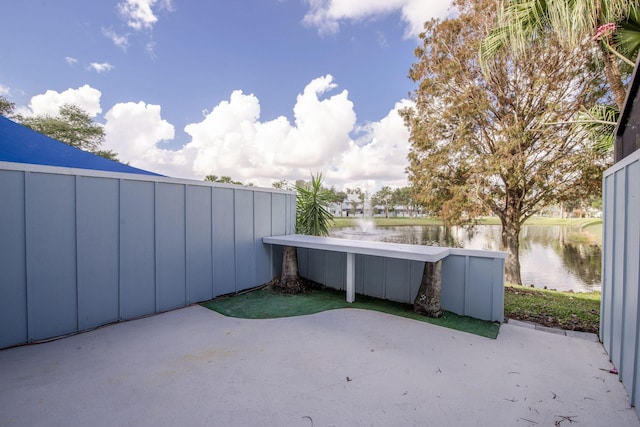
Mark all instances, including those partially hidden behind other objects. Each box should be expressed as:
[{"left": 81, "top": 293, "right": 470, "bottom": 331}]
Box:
[{"left": 1, "top": 306, "right": 638, "bottom": 427}]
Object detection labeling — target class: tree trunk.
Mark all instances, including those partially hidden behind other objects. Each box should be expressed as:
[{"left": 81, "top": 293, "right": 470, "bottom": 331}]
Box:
[
  {"left": 413, "top": 261, "right": 443, "bottom": 318},
  {"left": 273, "top": 246, "right": 305, "bottom": 293},
  {"left": 501, "top": 223, "right": 522, "bottom": 285},
  {"left": 600, "top": 45, "right": 628, "bottom": 110}
]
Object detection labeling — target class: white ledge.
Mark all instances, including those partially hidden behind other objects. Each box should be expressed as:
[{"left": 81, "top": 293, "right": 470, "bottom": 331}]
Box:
[
  {"left": 264, "top": 234, "right": 508, "bottom": 261},
  {"left": 263, "top": 234, "right": 450, "bottom": 262}
]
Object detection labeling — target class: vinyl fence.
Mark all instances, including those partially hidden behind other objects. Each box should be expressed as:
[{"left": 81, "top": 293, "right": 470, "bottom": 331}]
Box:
[
  {"left": 0, "top": 161, "right": 295, "bottom": 349},
  {"left": 601, "top": 148, "right": 640, "bottom": 416},
  {"left": 297, "top": 248, "right": 505, "bottom": 322}
]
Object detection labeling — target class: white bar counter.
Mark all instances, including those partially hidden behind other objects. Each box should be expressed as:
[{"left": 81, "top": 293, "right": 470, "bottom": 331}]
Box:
[{"left": 263, "top": 234, "right": 450, "bottom": 303}]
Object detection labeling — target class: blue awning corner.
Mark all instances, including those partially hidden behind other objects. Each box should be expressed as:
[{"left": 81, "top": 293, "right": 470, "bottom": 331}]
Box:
[{"left": 0, "top": 115, "right": 161, "bottom": 176}]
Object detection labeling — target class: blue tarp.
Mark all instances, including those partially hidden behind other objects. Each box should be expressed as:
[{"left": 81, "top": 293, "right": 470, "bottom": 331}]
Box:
[{"left": 0, "top": 115, "right": 160, "bottom": 176}]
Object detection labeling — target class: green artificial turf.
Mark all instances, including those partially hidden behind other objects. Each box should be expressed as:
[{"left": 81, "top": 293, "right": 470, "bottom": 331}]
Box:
[{"left": 201, "top": 286, "right": 500, "bottom": 339}]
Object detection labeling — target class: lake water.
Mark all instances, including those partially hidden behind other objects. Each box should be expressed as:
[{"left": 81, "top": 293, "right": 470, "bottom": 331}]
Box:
[{"left": 330, "top": 224, "right": 601, "bottom": 293}]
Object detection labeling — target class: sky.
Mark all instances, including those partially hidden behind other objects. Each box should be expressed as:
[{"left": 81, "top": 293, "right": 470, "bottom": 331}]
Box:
[{"left": 0, "top": 0, "right": 455, "bottom": 192}]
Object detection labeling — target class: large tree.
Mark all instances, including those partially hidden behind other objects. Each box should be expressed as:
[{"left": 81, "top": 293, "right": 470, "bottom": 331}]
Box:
[
  {"left": 481, "top": 1, "right": 639, "bottom": 151},
  {"left": 401, "top": 0, "right": 606, "bottom": 284},
  {"left": 372, "top": 186, "right": 394, "bottom": 218}
]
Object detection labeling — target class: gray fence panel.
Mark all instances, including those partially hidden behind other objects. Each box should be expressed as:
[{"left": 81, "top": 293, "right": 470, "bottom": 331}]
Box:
[
  {"left": 27, "top": 173, "right": 78, "bottom": 341},
  {"left": 465, "top": 257, "right": 495, "bottom": 321},
  {"left": 441, "top": 255, "right": 466, "bottom": 315},
  {"left": 305, "top": 249, "right": 325, "bottom": 284},
  {"left": 491, "top": 258, "right": 505, "bottom": 321},
  {"left": 296, "top": 248, "right": 324, "bottom": 283},
  {"left": 601, "top": 149, "right": 640, "bottom": 415},
  {"left": 271, "top": 193, "right": 287, "bottom": 235},
  {"left": 156, "top": 183, "right": 187, "bottom": 312},
  {"left": 0, "top": 162, "right": 295, "bottom": 349},
  {"left": 359, "top": 255, "right": 384, "bottom": 297},
  {"left": 120, "top": 180, "right": 156, "bottom": 319},
  {"left": 622, "top": 161, "right": 640, "bottom": 394},
  {"left": 76, "top": 177, "right": 119, "bottom": 330},
  {"left": 601, "top": 174, "right": 615, "bottom": 352},
  {"left": 324, "top": 251, "right": 345, "bottom": 289},
  {"left": 235, "top": 190, "right": 256, "bottom": 291},
  {"left": 295, "top": 246, "right": 503, "bottom": 322},
  {"left": 186, "top": 185, "right": 214, "bottom": 303},
  {"left": 611, "top": 169, "right": 627, "bottom": 369},
  {"left": 254, "top": 192, "right": 272, "bottom": 284},
  {"left": 0, "top": 170, "right": 27, "bottom": 348},
  {"left": 409, "top": 261, "right": 424, "bottom": 304},
  {"left": 297, "top": 247, "right": 309, "bottom": 278},
  {"left": 384, "top": 258, "right": 411, "bottom": 302},
  {"left": 213, "top": 187, "right": 235, "bottom": 295},
  {"left": 270, "top": 193, "right": 287, "bottom": 278},
  {"left": 287, "top": 193, "right": 295, "bottom": 234},
  {"left": 631, "top": 160, "right": 640, "bottom": 408}
]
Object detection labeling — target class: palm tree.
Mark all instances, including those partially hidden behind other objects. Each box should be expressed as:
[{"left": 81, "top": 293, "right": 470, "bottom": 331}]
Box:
[
  {"left": 480, "top": 1, "right": 639, "bottom": 151},
  {"left": 274, "top": 172, "right": 335, "bottom": 293},
  {"left": 481, "top": 1, "right": 638, "bottom": 108},
  {"left": 295, "top": 173, "right": 335, "bottom": 236}
]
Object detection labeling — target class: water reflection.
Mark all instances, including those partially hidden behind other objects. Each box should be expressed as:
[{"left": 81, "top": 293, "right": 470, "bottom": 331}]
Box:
[{"left": 330, "top": 225, "right": 601, "bottom": 293}]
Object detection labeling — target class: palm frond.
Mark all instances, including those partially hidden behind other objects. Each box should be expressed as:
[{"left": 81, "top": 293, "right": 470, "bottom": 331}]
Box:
[
  {"left": 613, "top": 7, "right": 640, "bottom": 62},
  {"left": 481, "top": 0, "right": 638, "bottom": 61},
  {"left": 576, "top": 104, "right": 620, "bottom": 153}
]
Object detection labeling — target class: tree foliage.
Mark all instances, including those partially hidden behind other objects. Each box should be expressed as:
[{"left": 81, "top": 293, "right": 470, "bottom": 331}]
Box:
[
  {"left": 401, "top": 0, "right": 608, "bottom": 284},
  {"left": 19, "top": 104, "right": 105, "bottom": 152},
  {"left": 391, "top": 187, "right": 420, "bottom": 217},
  {"left": 204, "top": 175, "right": 244, "bottom": 185},
  {"left": 4, "top": 100, "right": 122, "bottom": 162},
  {"left": 272, "top": 172, "right": 334, "bottom": 295},
  {"left": 295, "top": 172, "right": 334, "bottom": 236},
  {"left": 271, "top": 179, "right": 289, "bottom": 189},
  {"left": 481, "top": 0, "right": 639, "bottom": 152},
  {"left": 0, "top": 95, "right": 15, "bottom": 117},
  {"left": 371, "top": 186, "right": 393, "bottom": 217}
]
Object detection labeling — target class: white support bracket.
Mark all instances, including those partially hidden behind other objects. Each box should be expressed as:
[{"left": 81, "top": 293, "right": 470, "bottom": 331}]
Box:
[{"left": 346, "top": 252, "right": 355, "bottom": 303}]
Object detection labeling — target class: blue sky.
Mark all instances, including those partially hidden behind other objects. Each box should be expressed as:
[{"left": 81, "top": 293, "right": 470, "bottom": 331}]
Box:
[{"left": 0, "top": 0, "right": 454, "bottom": 190}]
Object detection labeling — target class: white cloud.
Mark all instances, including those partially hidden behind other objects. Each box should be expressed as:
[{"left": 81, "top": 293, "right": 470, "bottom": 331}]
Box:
[
  {"left": 0, "top": 83, "right": 10, "bottom": 96},
  {"left": 117, "top": 0, "right": 174, "bottom": 31},
  {"left": 118, "top": 0, "right": 157, "bottom": 30},
  {"left": 27, "top": 84, "right": 102, "bottom": 117},
  {"left": 103, "top": 75, "right": 410, "bottom": 190},
  {"left": 65, "top": 56, "right": 78, "bottom": 65},
  {"left": 104, "top": 101, "right": 179, "bottom": 173},
  {"left": 88, "top": 62, "right": 115, "bottom": 73},
  {"left": 329, "top": 99, "right": 413, "bottom": 189},
  {"left": 18, "top": 77, "right": 410, "bottom": 191},
  {"left": 181, "top": 75, "right": 358, "bottom": 185},
  {"left": 102, "top": 27, "right": 129, "bottom": 50},
  {"left": 303, "top": 0, "right": 454, "bottom": 39},
  {"left": 145, "top": 40, "right": 157, "bottom": 57}
]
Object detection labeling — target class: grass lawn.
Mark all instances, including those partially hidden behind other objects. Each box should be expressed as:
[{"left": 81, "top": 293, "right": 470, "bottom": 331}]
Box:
[
  {"left": 332, "top": 216, "right": 602, "bottom": 229},
  {"left": 332, "top": 216, "right": 443, "bottom": 227},
  {"left": 202, "top": 286, "right": 500, "bottom": 339},
  {"left": 504, "top": 284, "right": 600, "bottom": 333},
  {"left": 331, "top": 216, "right": 603, "bottom": 245}
]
